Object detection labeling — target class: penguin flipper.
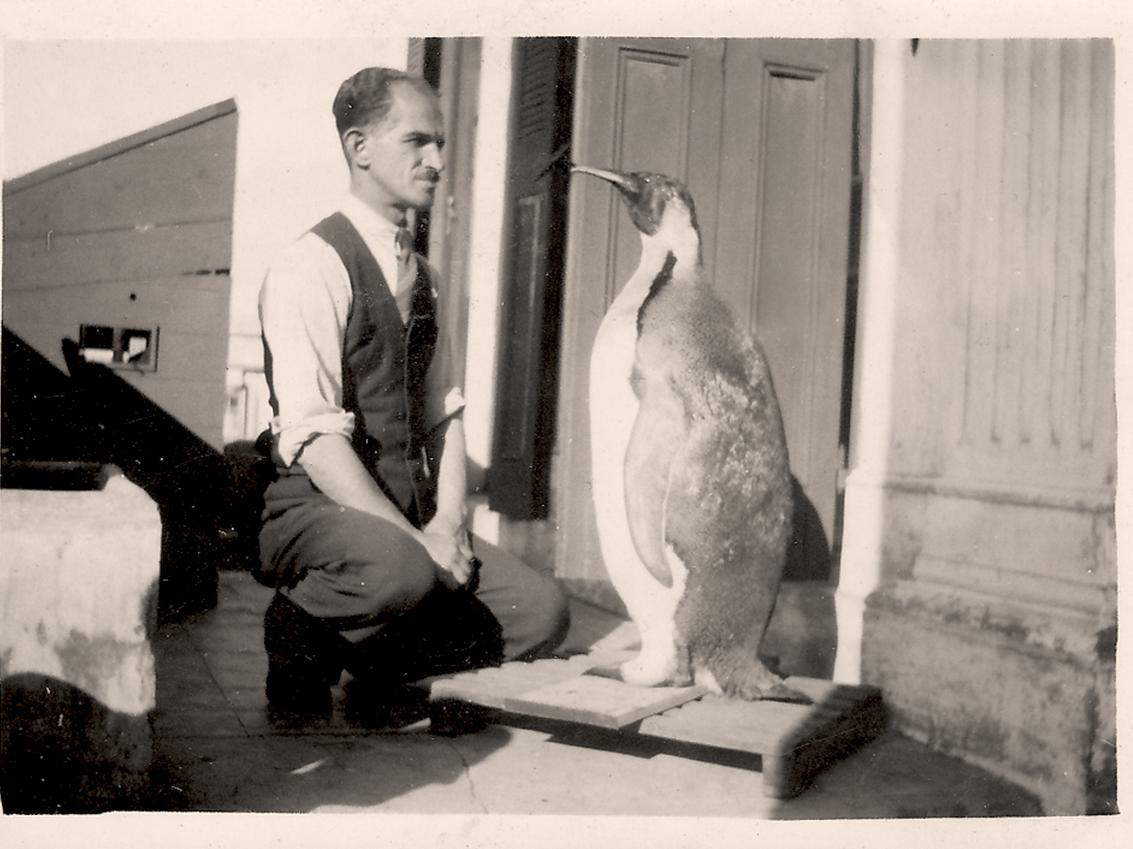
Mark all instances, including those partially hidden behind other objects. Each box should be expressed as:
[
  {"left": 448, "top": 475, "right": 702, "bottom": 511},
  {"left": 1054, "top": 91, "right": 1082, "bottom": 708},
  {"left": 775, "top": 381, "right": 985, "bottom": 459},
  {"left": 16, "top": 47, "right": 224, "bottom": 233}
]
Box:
[{"left": 623, "top": 379, "right": 687, "bottom": 588}]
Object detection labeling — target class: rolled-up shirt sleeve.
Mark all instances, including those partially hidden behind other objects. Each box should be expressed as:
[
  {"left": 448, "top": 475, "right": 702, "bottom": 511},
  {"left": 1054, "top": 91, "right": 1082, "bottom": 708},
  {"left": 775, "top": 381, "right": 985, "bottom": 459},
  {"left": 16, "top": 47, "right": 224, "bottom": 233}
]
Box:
[{"left": 259, "top": 233, "right": 355, "bottom": 466}]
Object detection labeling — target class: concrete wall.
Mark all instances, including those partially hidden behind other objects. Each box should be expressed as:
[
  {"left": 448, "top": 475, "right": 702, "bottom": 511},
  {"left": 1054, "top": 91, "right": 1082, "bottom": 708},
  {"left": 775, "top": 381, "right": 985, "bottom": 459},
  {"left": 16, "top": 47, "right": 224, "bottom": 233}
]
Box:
[
  {"left": 839, "top": 39, "right": 1116, "bottom": 814},
  {"left": 0, "top": 466, "right": 161, "bottom": 812}
]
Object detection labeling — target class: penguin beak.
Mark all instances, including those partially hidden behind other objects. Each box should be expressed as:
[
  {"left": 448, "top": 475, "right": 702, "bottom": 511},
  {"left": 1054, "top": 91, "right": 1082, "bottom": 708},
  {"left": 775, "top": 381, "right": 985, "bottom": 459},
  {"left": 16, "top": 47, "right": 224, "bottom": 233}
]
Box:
[
  {"left": 570, "top": 164, "right": 635, "bottom": 192},
  {"left": 571, "top": 164, "right": 661, "bottom": 236}
]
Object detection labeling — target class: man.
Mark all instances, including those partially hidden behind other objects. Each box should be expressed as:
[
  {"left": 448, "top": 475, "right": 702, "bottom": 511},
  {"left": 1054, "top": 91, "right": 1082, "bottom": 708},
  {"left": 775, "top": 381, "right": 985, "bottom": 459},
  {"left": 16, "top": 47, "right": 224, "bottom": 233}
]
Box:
[{"left": 257, "top": 67, "right": 570, "bottom": 716}]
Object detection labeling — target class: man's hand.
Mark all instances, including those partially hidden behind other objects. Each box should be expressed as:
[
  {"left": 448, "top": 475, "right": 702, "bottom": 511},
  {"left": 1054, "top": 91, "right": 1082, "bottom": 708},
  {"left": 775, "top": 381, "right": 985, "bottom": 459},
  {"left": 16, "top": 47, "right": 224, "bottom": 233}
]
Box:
[
  {"left": 298, "top": 435, "right": 477, "bottom": 589},
  {"left": 420, "top": 518, "right": 476, "bottom": 589}
]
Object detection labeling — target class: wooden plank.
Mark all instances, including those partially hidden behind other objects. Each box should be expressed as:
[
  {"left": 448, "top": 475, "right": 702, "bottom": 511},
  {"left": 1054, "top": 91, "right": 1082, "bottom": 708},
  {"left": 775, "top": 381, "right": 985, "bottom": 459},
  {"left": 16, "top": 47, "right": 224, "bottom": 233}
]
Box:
[
  {"left": 422, "top": 648, "right": 884, "bottom": 799},
  {"left": 3, "top": 113, "right": 237, "bottom": 239},
  {"left": 3, "top": 99, "right": 237, "bottom": 196},
  {"left": 503, "top": 675, "right": 708, "bottom": 730},
  {"left": 5, "top": 326, "right": 232, "bottom": 386},
  {"left": 425, "top": 655, "right": 599, "bottom": 710},
  {"left": 638, "top": 694, "right": 810, "bottom": 754},
  {"left": 4, "top": 276, "right": 230, "bottom": 338},
  {"left": 3, "top": 220, "right": 233, "bottom": 290},
  {"left": 638, "top": 678, "right": 885, "bottom": 799},
  {"left": 422, "top": 650, "right": 635, "bottom": 710},
  {"left": 638, "top": 678, "right": 879, "bottom": 754}
]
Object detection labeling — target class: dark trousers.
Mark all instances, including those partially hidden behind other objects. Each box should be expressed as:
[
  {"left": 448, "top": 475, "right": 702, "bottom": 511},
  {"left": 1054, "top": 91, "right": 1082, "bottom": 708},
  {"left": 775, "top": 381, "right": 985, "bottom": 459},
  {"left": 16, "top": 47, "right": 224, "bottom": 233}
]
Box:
[{"left": 259, "top": 493, "right": 571, "bottom": 681}]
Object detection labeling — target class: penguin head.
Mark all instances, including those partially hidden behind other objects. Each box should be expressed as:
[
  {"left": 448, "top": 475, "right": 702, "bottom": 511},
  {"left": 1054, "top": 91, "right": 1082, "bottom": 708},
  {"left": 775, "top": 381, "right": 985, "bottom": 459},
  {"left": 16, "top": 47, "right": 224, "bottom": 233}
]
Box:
[{"left": 571, "top": 165, "right": 699, "bottom": 238}]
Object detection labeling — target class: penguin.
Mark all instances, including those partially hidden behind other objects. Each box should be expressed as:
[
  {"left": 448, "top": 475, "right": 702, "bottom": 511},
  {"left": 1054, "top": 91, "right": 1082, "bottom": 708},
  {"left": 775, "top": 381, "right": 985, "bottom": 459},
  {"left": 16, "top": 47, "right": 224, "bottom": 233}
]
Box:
[{"left": 573, "top": 163, "right": 809, "bottom": 704}]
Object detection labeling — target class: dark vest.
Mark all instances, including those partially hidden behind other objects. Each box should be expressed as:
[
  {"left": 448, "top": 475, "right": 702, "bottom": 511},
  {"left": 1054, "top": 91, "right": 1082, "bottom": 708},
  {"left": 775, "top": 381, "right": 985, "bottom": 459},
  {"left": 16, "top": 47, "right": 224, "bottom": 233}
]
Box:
[{"left": 263, "top": 212, "right": 439, "bottom": 526}]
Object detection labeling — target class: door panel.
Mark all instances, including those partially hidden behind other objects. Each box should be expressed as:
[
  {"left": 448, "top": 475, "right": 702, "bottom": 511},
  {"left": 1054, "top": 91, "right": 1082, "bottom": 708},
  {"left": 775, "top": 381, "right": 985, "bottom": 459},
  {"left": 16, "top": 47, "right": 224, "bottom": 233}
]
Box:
[
  {"left": 715, "top": 41, "right": 856, "bottom": 579},
  {"left": 556, "top": 39, "right": 855, "bottom": 600},
  {"left": 556, "top": 38, "right": 725, "bottom": 596}
]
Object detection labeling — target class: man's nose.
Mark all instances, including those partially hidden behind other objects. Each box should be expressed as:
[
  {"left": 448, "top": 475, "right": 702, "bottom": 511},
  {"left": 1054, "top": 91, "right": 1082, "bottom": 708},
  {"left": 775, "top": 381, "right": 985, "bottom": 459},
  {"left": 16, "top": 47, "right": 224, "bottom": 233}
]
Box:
[{"left": 423, "top": 143, "right": 444, "bottom": 172}]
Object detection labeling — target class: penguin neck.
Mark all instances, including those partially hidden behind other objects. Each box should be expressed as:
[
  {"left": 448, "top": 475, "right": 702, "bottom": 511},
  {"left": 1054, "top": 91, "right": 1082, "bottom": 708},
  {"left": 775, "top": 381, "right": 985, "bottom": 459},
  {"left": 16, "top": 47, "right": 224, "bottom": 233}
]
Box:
[
  {"left": 610, "top": 215, "right": 701, "bottom": 316},
  {"left": 638, "top": 226, "right": 701, "bottom": 283}
]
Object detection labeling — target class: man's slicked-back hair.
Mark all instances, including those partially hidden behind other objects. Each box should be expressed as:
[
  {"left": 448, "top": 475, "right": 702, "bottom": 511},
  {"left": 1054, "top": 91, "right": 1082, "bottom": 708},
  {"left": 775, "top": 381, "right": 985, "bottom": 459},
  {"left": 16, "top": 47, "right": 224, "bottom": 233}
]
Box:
[{"left": 332, "top": 66, "right": 436, "bottom": 138}]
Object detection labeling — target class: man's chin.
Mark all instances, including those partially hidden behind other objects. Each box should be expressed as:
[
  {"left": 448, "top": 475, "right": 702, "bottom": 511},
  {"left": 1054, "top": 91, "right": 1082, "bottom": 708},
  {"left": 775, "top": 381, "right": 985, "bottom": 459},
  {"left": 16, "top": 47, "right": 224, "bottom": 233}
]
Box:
[{"left": 405, "top": 187, "right": 437, "bottom": 210}]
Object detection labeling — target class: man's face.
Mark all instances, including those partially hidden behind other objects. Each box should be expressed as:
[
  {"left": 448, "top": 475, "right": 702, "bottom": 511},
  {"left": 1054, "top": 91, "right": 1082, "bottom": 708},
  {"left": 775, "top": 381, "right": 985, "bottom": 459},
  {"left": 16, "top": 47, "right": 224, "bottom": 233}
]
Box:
[{"left": 357, "top": 82, "right": 445, "bottom": 214}]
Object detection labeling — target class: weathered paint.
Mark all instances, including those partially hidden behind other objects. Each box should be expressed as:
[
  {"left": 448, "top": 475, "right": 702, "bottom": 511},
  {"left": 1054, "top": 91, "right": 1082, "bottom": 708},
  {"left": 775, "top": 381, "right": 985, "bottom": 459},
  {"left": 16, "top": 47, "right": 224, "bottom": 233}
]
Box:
[{"left": 843, "top": 39, "right": 1116, "bottom": 814}]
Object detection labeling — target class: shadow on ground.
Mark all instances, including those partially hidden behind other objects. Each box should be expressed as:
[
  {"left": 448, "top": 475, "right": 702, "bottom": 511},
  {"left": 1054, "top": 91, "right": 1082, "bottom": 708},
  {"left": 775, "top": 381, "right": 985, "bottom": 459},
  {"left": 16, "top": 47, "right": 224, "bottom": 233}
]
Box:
[
  {"left": 145, "top": 573, "right": 508, "bottom": 812},
  {"left": 0, "top": 674, "right": 153, "bottom": 813}
]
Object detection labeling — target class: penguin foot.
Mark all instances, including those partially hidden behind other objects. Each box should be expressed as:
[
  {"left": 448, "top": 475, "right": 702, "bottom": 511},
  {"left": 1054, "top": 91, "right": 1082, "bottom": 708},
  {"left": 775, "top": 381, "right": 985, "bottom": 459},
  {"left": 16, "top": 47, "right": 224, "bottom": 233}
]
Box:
[
  {"left": 720, "top": 661, "right": 813, "bottom": 705},
  {"left": 620, "top": 650, "right": 686, "bottom": 688},
  {"left": 693, "top": 666, "right": 723, "bottom": 695},
  {"left": 758, "top": 681, "right": 812, "bottom": 705}
]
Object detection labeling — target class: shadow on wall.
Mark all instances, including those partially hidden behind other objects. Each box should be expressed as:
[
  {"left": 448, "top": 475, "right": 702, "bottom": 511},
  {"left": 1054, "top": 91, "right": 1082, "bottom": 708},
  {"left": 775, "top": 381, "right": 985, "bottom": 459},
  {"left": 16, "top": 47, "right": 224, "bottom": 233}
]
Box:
[
  {"left": 784, "top": 474, "right": 835, "bottom": 583},
  {"left": 761, "top": 475, "right": 838, "bottom": 680},
  {"left": 1, "top": 326, "right": 268, "bottom": 621}
]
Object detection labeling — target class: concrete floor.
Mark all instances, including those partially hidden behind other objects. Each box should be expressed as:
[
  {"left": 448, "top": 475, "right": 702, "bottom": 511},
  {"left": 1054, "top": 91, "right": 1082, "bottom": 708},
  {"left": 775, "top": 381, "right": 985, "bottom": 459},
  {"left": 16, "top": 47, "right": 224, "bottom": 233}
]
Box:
[{"left": 146, "top": 569, "right": 1044, "bottom": 818}]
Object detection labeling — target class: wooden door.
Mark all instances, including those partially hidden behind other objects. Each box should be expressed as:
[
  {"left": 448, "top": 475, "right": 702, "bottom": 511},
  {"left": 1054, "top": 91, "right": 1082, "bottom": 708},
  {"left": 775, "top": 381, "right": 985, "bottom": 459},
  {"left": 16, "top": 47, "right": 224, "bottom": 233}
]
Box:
[
  {"left": 714, "top": 41, "right": 856, "bottom": 581},
  {"left": 555, "top": 39, "right": 856, "bottom": 606}
]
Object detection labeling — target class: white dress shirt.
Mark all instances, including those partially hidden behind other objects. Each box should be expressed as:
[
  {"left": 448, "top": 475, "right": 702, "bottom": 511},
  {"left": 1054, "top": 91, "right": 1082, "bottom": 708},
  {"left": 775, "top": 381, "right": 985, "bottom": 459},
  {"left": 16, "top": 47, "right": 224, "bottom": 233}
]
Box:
[{"left": 259, "top": 194, "right": 466, "bottom": 467}]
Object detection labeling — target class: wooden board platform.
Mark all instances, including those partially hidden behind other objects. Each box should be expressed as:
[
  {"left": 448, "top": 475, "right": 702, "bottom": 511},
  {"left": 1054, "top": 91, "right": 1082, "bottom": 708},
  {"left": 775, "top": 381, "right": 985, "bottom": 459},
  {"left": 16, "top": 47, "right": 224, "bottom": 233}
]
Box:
[
  {"left": 420, "top": 656, "right": 885, "bottom": 799},
  {"left": 638, "top": 677, "right": 886, "bottom": 798},
  {"left": 506, "top": 675, "right": 708, "bottom": 729}
]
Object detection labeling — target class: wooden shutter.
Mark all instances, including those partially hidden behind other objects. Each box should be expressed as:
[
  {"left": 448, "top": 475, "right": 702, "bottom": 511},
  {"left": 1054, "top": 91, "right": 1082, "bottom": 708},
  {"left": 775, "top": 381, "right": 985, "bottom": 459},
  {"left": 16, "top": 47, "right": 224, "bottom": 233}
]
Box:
[
  {"left": 487, "top": 38, "right": 576, "bottom": 519},
  {"left": 406, "top": 39, "right": 427, "bottom": 77},
  {"left": 406, "top": 39, "right": 443, "bottom": 255}
]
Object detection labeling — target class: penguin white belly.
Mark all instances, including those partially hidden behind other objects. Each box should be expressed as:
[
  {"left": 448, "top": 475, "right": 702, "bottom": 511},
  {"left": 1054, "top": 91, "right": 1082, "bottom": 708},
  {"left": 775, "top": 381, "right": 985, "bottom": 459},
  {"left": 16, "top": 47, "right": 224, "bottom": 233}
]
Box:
[{"left": 589, "top": 290, "right": 687, "bottom": 687}]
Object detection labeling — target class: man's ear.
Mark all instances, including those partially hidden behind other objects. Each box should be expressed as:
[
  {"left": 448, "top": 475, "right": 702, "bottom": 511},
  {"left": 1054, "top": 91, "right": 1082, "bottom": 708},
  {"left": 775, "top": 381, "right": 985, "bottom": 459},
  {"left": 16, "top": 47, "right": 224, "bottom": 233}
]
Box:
[{"left": 342, "top": 127, "right": 370, "bottom": 168}]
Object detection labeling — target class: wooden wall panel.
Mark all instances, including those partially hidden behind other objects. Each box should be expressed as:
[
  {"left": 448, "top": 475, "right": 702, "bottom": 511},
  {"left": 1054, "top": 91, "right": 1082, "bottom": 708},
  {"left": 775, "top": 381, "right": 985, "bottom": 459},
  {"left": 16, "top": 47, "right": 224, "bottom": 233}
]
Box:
[
  {"left": 750, "top": 70, "right": 824, "bottom": 485},
  {"left": 3, "top": 102, "right": 237, "bottom": 451},
  {"left": 555, "top": 38, "right": 724, "bottom": 589},
  {"left": 2, "top": 221, "right": 232, "bottom": 292},
  {"left": 3, "top": 113, "right": 237, "bottom": 239},
  {"left": 893, "top": 40, "right": 1115, "bottom": 492},
  {"left": 557, "top": 39, "right": 855, "bottom": 593},
  {"left": 713, "top": 41, "right": 856, "bottom": 574}
]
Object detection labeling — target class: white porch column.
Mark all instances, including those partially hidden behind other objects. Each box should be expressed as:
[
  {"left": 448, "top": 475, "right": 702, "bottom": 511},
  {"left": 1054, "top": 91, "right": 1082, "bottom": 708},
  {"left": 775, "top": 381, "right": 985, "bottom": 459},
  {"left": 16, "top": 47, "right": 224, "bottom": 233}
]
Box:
[
  {"left": 833, "top": 39, "right": 907, "bottom": 684},
  {"left": 463, "top": 37, "right": 514, "bottom": 494}
]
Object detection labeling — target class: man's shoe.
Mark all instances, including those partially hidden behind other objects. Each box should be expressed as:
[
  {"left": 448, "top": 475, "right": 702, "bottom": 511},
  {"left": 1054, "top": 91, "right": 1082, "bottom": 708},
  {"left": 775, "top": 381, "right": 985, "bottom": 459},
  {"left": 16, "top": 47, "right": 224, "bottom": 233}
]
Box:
[
  {"left": 263, "top": 593, "right": 345, "bottom": 716},
  {"left": 341, "top": 676, "right": 429, "bottom": 728},
  {"left": 428, "top": 699, "right": 492, "bottom": 736},
  {"left": 344, "top": 588, "right": 504, "bottom": 685}
]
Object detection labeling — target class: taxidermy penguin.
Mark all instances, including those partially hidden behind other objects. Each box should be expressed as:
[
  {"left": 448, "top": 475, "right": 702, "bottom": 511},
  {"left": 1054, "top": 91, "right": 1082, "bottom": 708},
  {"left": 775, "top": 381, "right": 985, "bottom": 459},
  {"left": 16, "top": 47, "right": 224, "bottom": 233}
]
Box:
[{"left": 574, "top": 163, "right": 809, "bottom": 704}]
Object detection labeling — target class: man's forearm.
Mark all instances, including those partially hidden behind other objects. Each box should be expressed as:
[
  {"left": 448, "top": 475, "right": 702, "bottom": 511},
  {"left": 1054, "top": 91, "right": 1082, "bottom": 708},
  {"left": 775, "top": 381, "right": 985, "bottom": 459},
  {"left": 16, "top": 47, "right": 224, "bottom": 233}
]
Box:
[
  {"left": 297, "top": 430, "right": 475, "bottom": 586},
  {"left": 296, "top": 432, "right": 420, "bottom": 538},
  {"left": 429, "top": 416, "right": 468, "bottom": 533}
]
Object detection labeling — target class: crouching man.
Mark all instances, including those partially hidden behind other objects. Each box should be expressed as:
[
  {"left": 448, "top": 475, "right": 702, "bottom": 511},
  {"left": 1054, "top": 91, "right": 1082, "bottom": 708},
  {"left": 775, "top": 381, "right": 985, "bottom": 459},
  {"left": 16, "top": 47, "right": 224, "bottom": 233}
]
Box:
[{"left": 256, "top": 67, "right": 570, "bottom": 715}]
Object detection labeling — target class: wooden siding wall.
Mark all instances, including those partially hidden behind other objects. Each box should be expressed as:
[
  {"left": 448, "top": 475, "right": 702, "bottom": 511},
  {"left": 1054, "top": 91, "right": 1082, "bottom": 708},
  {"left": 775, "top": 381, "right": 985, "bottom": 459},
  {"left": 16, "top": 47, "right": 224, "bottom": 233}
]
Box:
[
  {"left": 888, "top": 40, "right": 1115, "bottom": 494},
  {"left": 3, "top": 103, "right": 238, "bottom": 450},
  {"left": 847, "top": 41, "right": 1117, "bottom": 813},
  {"left": 851, "top": 39, "right": 1118, "bottom": 611}
]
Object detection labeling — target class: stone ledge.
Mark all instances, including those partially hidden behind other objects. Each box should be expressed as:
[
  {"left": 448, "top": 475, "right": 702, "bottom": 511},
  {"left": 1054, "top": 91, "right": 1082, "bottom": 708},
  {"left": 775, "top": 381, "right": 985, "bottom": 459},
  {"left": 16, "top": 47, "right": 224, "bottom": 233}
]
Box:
[
  {"left": 866, "top": 578, "right": 1113, "bottom": 663},
  {"left": 863, "top": 579, "right": 1116, "bottom": 815}
]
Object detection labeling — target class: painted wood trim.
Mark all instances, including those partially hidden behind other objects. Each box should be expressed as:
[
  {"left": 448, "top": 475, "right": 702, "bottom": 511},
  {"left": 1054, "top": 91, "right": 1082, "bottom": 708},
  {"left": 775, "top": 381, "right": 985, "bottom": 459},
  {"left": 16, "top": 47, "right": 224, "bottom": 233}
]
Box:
[{"left": 4, "top": 99, "right": 237, "bottom": 195}]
